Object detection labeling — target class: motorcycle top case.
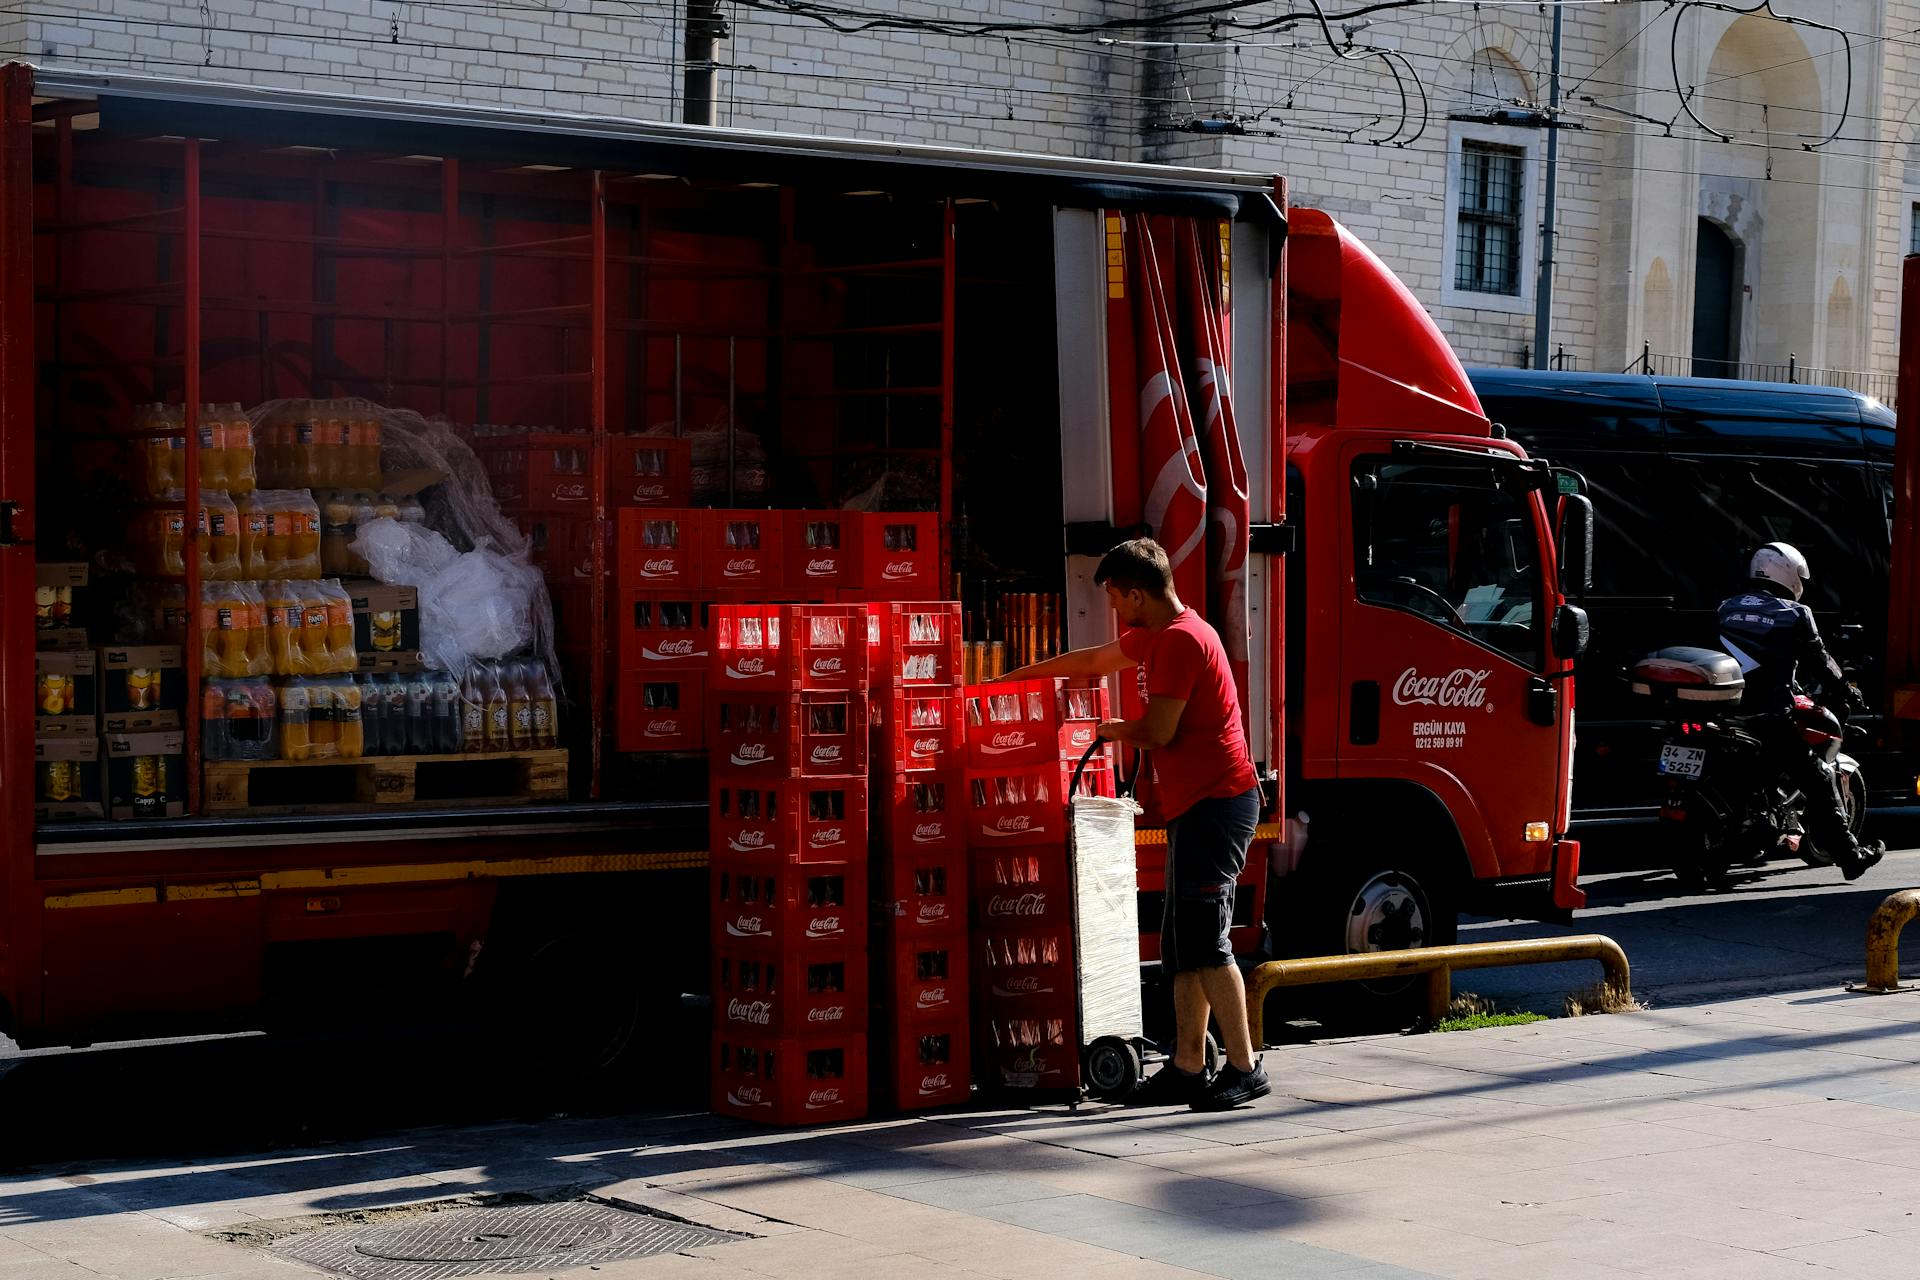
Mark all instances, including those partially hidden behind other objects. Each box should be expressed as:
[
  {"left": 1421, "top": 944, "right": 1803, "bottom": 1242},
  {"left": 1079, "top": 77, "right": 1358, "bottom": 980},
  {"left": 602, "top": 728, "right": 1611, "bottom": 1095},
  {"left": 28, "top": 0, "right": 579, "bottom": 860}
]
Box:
[{"left": 1629, "top": 647, "right": 1745, "bottom": 705}]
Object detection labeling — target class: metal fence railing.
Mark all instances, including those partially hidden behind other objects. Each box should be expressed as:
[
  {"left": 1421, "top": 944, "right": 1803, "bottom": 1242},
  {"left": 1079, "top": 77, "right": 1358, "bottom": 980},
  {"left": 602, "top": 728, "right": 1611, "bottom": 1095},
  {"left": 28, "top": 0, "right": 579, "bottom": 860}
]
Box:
[{"left": 1623, "top": 345, "right": 1898, "bottom": 405}]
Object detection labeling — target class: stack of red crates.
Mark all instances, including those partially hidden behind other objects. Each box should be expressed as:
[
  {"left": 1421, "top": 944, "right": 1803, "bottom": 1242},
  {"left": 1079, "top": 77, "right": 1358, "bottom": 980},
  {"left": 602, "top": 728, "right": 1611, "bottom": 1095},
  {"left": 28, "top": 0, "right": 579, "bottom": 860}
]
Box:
[
  {"left": 964, "top": 677, "right": 1114, "bottom": 1092},
  {"left": 864, "top": 602, "right": 971, "bottom": 1111},
  {"left": 471, "top": 431, "right": 693, "bottom": 704},
  {"left": 609, "top": 509, "right": 941, "bottom": 754},
  {"left": 708, "top": 603, "right": 874, "bottom": 1126}
]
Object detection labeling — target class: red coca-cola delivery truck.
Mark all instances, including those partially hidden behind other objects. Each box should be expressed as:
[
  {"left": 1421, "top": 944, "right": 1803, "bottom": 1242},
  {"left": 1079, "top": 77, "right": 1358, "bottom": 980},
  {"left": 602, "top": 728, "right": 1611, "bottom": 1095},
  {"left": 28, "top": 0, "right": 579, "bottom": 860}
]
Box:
[{"left": 0, "top": 65, "right": 1586, "bottom": 1057}]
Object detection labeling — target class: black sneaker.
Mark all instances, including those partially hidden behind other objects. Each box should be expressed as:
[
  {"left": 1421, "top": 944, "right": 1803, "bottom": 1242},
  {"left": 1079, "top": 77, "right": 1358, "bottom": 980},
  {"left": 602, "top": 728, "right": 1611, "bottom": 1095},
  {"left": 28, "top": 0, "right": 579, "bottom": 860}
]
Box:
[
  {"left": 1190, "top": 1061, "right": 1271, "bottom": 1112},
  {"left": 1842, "top": 840, "right": 1887, "bottom": 881},
  {"left": 1125, "top": 1064, "right": 1208, "bottom": 1107}
]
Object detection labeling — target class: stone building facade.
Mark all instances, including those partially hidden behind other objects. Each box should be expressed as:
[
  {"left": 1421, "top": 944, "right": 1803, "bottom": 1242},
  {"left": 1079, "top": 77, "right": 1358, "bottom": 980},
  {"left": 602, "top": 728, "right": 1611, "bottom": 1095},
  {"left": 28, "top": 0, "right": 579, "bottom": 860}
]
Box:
[{"left": 6, "top": 0, "right": 1910, "bottom": 384}]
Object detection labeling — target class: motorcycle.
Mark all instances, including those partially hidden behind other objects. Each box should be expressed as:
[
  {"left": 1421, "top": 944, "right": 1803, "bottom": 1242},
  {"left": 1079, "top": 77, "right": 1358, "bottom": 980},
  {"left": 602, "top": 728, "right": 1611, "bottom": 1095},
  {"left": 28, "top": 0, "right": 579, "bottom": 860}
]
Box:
[{"left": 1631, "top": 647, "right": 1867, "bottom": 892}]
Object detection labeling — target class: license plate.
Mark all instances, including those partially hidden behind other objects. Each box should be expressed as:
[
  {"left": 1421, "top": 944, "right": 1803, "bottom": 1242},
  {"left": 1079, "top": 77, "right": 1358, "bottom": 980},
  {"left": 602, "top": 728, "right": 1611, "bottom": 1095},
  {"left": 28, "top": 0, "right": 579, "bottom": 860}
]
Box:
[{"left": 1658, "top": 744, "right": 1706, "bottom": 779}]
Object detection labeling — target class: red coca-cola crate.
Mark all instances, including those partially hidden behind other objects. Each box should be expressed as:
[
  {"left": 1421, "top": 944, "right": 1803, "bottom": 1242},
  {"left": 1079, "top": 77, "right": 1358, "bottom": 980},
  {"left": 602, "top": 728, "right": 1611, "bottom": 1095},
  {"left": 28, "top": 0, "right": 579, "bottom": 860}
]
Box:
[
  {"left": 977, "top": 1010, "right": 1080, "bottom": 1092},
  {"left": 864, "top": 602, "right": 963, "bottom": 688},
  {"left": 701, "top": 510, "right": 786, "bottom": 593},
  {"left": 712, "top": 604, "right": 870, "bottom": 692},
  {"left": 976, "top": 925, "right": 1076, "bottom": 1007},
  {"left": 1134, "top": 851, "right": 1267, "bottom": 963},
  {"left": 616, "top": 508, "right": 700, "bottom": 591},
  {"left": 875, "top": 843, "right": 967, "bottom": 932},
  {"left": 970, "top": 845, "right": 1073, "bottom": 925},
  {"left": 517, "top": 512, "right": 601, "bottom": 582},
  {"left": 965, "top": 758, "right": 1114, "bottom": 847},
  {"left": 615, "top": 669, "right": 705, "bottom": 753},
  {"left": 875, "top": 1015, "right": 971, "bottom": 1112},
  {"left": 874, "top": 689, "right": 965, "bottom": 773},
  {"left": 963, "top": 679, "right": 1110, "bottom": 769},
  {"left": 712, "top": 1030, "right": 868, "bottom": 1126},
  {"left": 877, "top": 928, "right": 968, "bottom": 1021},
  {"left": 610, "top": 434, "right": 694, "bottom": 508},
  {"left": 474, "top": 432, "right": 595, "bottom": 512},
  {"left": 712, "top": 856, "right": 867, "bottom": 952},
  {"left": 879, "top": 771, "right": 965, "bottom": 855},
  {"left": 858, "top": 512, "right": 940, "bottom": 599},
  {"left": 714, "top": 941, "right": 868, "bottom": 1037},
  {"left": 711, "top": 774, "right": 870, "bottom": 864},
  {"left": 787, "top": 511, "right": 862, "bottom": 592},
  {"left": 617, "top": 593, "right": 710, "bottom": 673},
  {"left": 710, "top": 690, "right": 871, "bottom": 778}
]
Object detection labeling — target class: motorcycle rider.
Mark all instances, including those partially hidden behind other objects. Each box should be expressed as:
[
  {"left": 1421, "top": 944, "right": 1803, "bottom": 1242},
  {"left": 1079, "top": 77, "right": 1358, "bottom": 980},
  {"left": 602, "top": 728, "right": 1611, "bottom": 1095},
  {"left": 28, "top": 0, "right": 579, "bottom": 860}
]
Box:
[{"left": 1717, "top": 543, "right": 1885, "bottom": 880}]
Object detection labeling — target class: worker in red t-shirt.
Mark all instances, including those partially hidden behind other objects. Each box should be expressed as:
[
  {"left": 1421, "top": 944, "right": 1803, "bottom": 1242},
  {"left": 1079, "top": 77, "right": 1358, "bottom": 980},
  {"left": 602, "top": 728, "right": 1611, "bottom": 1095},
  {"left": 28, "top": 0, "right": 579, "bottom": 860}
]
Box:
[{"left": 1000, "top": 538, "right": 1268, "bottom": 1111}]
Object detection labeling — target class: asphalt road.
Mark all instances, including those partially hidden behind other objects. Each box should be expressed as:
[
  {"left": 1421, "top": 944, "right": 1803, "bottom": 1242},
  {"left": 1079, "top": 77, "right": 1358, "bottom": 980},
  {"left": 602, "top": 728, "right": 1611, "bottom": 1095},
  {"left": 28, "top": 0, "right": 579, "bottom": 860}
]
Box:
[
  {"left": 1459, "top": 817, "right": 1920, "bottom": 1013},
  {"left": 7, "top": 824, "right": 1920, "bottom": 1168}
]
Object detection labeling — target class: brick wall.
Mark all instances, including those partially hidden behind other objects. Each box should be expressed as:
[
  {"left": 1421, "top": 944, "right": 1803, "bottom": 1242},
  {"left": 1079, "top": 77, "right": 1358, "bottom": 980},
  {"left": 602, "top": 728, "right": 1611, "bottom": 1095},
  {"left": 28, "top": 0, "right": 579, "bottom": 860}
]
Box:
[{"left": 7, "top": 0, "right": 1916, "bottom": 381}]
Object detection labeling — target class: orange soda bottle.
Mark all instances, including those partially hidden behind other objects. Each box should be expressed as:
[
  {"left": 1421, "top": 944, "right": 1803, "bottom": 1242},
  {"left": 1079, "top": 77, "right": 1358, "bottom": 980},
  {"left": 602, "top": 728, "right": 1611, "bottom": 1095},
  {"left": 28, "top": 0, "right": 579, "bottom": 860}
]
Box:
[
  {"left": 286, "top": 493, "right": 321, "bottom": 578},
  {"left": 238, "top": 493, "right": 270, "bottom": 579},
  {"left": 321, "top": 579, "right": 356, "bottom": 673},
  {"left": 279, "top": 678, "right": 312, "bottom": 760},
  {"left": 224, "top": 404, "right": 256, "bottom": 496},
  {"left": 335, "top": 677, "right": 364, "bottom": 759},
  {"left": 194, "top": 404, "right": 227, "bottom": 491}
]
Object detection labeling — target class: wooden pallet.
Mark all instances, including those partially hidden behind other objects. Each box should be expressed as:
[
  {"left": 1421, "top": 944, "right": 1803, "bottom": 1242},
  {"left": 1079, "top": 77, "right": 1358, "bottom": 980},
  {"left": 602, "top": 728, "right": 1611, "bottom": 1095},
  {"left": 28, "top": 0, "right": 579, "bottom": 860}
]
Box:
[{"left": 203, "top": 748, "right": 568, "bottom": 815}]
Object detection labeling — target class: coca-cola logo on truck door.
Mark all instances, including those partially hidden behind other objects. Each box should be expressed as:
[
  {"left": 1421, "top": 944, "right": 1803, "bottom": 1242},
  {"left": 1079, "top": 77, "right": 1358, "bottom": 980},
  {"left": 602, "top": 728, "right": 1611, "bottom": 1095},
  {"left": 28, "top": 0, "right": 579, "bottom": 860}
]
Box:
[{"left": 1391, "top": 668, "right": 1491, "bottom": 709}]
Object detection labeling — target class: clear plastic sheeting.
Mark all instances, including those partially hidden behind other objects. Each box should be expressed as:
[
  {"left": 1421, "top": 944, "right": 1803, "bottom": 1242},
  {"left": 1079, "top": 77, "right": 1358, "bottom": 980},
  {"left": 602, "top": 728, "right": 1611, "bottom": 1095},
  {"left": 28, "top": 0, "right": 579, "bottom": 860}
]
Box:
[
  {"left": 1071, "top": 791, "right": 1146, "bottom": 1044},
  {"left": 350, "top": 518, "right": 541, "bottom": 676},
  {"left": 248, "top": 398, "right": 561, "bottom": 682}
]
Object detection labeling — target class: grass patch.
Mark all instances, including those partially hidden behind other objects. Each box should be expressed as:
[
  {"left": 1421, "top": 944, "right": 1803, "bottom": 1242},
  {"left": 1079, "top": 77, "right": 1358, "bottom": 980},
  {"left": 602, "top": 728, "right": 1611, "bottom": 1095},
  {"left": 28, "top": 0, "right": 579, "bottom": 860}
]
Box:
[{"left": 1431, "top": 1010, "right": 1548, "bottom": 1033}]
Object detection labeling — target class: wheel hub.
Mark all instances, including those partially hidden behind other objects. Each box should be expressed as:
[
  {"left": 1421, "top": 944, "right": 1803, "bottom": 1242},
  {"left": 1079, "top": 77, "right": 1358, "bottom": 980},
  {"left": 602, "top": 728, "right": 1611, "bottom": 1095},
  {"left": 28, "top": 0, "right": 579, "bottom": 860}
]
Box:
[{"left": 1345, "top": 871, "right": 1428, "bottom": 953}]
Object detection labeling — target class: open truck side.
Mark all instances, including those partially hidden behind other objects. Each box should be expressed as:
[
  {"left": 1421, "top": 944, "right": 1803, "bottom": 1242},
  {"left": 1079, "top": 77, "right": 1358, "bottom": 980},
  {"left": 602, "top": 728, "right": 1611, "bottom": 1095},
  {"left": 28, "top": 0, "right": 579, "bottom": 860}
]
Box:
[{"left": 0, "top": 65, "right": 1583, "bottom": 1054}]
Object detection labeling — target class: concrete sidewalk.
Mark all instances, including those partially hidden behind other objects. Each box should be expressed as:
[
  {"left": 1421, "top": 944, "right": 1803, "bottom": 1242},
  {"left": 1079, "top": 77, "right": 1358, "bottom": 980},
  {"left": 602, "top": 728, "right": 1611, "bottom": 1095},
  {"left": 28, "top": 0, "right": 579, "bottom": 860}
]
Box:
[{"left": 8, "top": 987, "right": 1920, "bottom": 1280}]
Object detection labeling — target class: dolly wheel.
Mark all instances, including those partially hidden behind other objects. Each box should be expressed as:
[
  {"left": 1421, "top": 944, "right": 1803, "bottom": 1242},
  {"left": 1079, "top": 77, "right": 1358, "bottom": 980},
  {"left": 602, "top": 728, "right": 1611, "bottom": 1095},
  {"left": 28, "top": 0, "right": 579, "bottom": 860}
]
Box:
[{"left": 1084, "top": 1037, "right": 1142, "bottom": 1100}]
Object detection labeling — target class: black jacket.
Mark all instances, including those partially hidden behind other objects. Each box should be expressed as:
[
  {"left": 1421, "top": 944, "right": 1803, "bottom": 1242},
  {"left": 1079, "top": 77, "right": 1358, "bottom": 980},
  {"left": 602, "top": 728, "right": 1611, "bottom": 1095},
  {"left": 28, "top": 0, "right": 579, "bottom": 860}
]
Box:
[{"left": 1717, "top": 579, "right": 1843, "bottom": 716}]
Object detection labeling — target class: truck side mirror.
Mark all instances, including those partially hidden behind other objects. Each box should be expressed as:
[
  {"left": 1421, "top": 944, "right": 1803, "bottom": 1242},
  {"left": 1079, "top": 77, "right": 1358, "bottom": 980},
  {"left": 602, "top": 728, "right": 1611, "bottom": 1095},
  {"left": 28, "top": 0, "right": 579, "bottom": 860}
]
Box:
[
  {"left": 1558, "top": 493, "right": 1593, "bottom": 598},
  {"left": 1553, "top": 603, "right": 1591, "bottom": 660}
]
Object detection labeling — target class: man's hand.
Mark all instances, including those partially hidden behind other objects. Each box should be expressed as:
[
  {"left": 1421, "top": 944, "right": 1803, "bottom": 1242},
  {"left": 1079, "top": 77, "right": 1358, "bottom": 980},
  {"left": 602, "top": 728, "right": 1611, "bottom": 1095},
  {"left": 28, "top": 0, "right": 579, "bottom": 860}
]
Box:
[{"left": 1094, "top": 697, "right": 1187, "bottom": 751}]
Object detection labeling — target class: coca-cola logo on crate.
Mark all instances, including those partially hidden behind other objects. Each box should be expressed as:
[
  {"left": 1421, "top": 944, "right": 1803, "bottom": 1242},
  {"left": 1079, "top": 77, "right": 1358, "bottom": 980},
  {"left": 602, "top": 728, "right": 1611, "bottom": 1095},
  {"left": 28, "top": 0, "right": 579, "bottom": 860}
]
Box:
[
  {"left": 916, "top": 987, "right": 948, "bottom": 1009},
  {"left": 726, "top": 656, "right": 769, "bottom": 678},
  {"left": 729, "top": 745, "right": 769, "bottom": 766},
  {"left": 725, "top": 915, "right": 767, "bottom": 937},
  {"left": 805, "top": 558, "right": 838, "bottom": 577},
  {"left": 979, "top": 731, "right": 1032, "bottom": 754},
  {"left": 727, "top": 999, "right": 773, "bottom": 1026},
  {"left": 911, "top": 822, "right": 946, "bottom": 843},
  {"left": 805, "top": 1006, "right": 845, "bottom": 1024},
  {"left": 726, "top": 830, "right": 771, "bottom": 852},
  {"left": 809, "top": 827, "right": 845, "bottom": 849},
  {"left": 804, "top": 1087, "right": 843, "bottom": 1109},
  {"left": 644, "top": 719, "right": 681, "bottom": 738},
  {"left": 804, "top": 915, "right": 843, "bottom": 938},
  {"left": 727, "top": 1087, "right": 770, "bottom": 1107},
  {"left": 810, "top": 745, "right": 844, "bottom": 764},
  {"left": 987, "top": 893, "right": 1046, "bottom": 917},
  {"left": 811, "top": 656, "right": 844, "bottom": 675},
  {"left": 639, "top": 559, "right": 679, "bottom": 578},
  {"left": 882, "top": 560, "right": 917, "bottom": 581},
  {"left": 916, "top": 901, "right": 949, "bottom": 925},
  {"left": 646, "top": 639, "right": 699, "bottom": 659},
  {"left": 722, "top": 558, "right": 759, "bottom": 578},
  {"left": 980, "top": 815, "right": 1037, "bottom": 837},
  {"left": 992, "top": 976, "right": 1053, "bottom": 997},
  {"left": 918, "top": 1074, "right": 949, "bottom": 1095},
  {"left": 553, "top": 483, "right": 588, "bottom": 502},
  {"left": 912, "top": 737, "right": 942, "bottom": 756}
]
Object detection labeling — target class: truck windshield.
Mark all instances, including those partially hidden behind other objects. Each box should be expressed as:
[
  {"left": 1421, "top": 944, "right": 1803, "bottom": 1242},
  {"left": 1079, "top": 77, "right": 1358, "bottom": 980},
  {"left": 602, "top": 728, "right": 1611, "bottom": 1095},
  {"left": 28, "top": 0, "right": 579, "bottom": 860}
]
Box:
[{"left": 1352, "top": 456, "right": 1544, "bottom": 670}]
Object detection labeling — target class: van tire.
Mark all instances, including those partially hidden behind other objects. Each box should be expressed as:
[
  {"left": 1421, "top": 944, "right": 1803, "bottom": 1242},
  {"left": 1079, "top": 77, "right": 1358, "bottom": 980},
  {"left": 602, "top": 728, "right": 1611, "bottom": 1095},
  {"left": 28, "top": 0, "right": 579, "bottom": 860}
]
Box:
[{"left": 1275, "top": 850, "right": 1460, "bottom": 1033}]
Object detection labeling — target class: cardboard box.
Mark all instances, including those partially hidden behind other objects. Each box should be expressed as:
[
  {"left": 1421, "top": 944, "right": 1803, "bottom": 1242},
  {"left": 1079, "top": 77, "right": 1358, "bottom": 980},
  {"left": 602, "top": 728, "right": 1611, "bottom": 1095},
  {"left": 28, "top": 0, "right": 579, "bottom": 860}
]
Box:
[
  {"left": 34, "top": 736, "right": 103, "bottom": 821},
  {"left": 349, "top": 584, "right": 422, "bottom": 669},
  {"left": 99, "top": 645, "right": 186, "bottom": 732},
  {"left": 105, "top": 731, "right": 186, "bottom": 820},
  {"left": 34, "top": 651, "right": 98, "bottom": 737}
]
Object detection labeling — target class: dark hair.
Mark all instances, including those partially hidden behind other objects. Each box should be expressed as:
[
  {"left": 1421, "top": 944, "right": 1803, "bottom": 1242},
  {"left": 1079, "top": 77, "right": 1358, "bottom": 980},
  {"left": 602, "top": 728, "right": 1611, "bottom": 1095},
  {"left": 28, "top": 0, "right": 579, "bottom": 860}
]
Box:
[{"left": 1094, "top": 538, "right": 1174, "bottom": 597}]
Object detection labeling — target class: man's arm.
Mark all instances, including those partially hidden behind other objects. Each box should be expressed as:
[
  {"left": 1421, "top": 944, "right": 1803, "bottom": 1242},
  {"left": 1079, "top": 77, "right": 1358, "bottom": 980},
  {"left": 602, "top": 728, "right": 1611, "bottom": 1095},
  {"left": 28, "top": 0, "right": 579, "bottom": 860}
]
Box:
[
  {"left": 999, "top": 638, "right": 1136, "bottom": 682},
  {"left": 1098, "top": 696, "right": 1186, "bottom": 751}
]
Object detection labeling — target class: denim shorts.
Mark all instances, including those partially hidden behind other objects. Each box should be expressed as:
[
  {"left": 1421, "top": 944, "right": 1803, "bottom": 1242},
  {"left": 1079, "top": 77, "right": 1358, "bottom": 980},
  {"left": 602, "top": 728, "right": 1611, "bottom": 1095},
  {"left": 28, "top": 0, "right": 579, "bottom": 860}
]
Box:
[{"left": 1160, "top": 787, "right": 1260, "bottom": 973}]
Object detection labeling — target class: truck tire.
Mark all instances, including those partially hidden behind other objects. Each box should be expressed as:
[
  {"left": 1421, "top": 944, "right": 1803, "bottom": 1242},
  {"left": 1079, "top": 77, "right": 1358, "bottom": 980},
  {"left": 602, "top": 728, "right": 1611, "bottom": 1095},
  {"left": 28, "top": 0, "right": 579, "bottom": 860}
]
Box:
[{"left": 1276, "top": 851, "right": 1459, "bottom": 1032}]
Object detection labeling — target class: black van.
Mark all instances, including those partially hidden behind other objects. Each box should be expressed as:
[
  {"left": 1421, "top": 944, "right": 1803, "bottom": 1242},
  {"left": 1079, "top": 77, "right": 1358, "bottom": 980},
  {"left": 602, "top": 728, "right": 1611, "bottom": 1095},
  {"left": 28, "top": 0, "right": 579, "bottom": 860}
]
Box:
[{"left": 1468, "top": 369, "right": 1896, "bottom": 817}]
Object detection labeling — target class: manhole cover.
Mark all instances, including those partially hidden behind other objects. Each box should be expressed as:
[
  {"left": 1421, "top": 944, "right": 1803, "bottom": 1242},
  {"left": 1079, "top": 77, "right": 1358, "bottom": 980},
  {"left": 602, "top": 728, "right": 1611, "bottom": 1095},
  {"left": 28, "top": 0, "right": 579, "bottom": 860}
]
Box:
[{"left": 272, "top": 1201, "right": 744, "bottom": 1279}]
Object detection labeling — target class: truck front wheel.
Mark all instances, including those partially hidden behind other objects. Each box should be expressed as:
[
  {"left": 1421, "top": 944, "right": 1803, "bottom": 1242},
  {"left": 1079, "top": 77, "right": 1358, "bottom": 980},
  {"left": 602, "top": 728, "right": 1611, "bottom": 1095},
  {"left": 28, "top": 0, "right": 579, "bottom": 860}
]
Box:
[{"left": 1276, "top": 853, "right": 1460, "bottom": 1032}]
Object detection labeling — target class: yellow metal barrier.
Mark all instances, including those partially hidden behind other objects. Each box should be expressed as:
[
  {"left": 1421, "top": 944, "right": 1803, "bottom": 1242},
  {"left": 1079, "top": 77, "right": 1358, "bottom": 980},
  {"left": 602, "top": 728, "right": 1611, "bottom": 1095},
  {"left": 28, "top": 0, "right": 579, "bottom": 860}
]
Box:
[
  {"left": 1245, "top": 934, "right": 1632, "bottom": 1046},
  {"left": 1861, "top": 889, "right": 1920, "bottom": 994}
]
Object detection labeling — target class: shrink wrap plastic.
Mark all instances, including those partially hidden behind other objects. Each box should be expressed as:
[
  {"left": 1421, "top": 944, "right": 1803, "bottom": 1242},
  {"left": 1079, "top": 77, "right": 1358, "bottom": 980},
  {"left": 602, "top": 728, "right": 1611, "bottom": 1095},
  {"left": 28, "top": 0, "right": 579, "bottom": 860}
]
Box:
[
  {"left": 349, "top": 518, "right": 540, "bottom": 675},
  {"left": 1071, "top": 791, "right": 1145, "bottom": 1043}
]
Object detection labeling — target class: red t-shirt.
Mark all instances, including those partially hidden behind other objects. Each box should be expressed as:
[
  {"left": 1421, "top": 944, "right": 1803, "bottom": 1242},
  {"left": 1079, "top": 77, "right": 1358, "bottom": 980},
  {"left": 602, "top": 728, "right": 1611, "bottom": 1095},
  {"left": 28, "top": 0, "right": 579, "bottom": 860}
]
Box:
[{"left": 1118, "top": 608, "right": 1259, "bottom": 821}]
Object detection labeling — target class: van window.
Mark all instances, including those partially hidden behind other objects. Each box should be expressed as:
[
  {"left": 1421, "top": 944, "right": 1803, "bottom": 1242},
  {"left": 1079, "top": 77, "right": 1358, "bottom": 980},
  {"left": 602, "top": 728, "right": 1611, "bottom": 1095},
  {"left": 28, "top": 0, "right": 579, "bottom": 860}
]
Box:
[
  {"left": 1657, "top": 384, "right": 1864, "bottom": 455},
  {"left": 1352, "top": 457, "right": 1542, "bottom": 670},
  {"left": 1663, "top": 456, "right": 1886, "bottom": 615}
]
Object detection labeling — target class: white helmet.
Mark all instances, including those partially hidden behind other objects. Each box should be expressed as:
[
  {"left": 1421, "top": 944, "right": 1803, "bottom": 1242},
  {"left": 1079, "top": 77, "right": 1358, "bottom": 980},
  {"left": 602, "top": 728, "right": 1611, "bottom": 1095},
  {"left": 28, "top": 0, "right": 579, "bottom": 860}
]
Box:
[{"left": 1751, "top": 542, "right": 1810, "bottom": 600}]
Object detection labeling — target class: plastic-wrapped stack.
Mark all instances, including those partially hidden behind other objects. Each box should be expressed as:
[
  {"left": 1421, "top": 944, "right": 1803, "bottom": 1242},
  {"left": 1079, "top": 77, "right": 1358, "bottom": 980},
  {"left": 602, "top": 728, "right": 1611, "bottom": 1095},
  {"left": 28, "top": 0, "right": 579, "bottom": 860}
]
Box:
[
  {"left": 863, "top": 602, "right": 971, "bottom": 1112},
  {"left": 963, "top": 676, "right": 1113, "bottom": 1092},
  {"left": 707, "top": 604, "right": 872, "bottom": 1127}
]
